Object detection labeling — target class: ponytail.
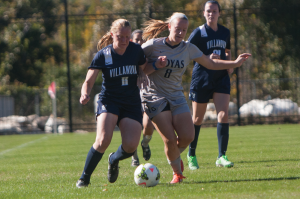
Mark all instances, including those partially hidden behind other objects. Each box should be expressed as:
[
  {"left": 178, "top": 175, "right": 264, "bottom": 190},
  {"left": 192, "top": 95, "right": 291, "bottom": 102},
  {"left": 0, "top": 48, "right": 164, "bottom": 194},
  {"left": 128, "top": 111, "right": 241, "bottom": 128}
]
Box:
[
  {"left": 97, "top": 32, "right": 113, "bottom": 51},
  {"left": 142, "top": 12, "right": 188, "bottom": 41},
  {"left": 142, "top": 19, "right": 168, "bottom": 41}
]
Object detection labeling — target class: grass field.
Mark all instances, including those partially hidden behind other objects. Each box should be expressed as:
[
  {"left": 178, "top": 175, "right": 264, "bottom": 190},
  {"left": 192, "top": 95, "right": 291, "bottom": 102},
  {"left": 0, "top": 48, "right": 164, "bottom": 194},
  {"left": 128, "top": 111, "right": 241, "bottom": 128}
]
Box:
[{"left": 0, "top": 124, "right": 299, "bottom": 199}]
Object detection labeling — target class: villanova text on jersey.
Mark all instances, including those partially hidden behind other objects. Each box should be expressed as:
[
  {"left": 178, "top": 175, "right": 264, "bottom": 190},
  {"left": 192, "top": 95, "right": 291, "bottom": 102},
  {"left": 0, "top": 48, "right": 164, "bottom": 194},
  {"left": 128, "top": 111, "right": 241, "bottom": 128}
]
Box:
[
  {"left": 207, "top": 39, "right": 227, "bottom": 50},
  {"left": 109, "top": 65, "right": 137, "bottom": 77}
]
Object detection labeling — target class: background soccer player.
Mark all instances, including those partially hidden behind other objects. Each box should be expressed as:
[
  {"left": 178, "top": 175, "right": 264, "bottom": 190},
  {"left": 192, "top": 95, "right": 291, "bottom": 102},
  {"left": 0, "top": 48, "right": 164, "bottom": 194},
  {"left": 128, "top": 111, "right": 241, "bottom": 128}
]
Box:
[{"left": 187, "top": 0, "right": 235, "bottom": 170}]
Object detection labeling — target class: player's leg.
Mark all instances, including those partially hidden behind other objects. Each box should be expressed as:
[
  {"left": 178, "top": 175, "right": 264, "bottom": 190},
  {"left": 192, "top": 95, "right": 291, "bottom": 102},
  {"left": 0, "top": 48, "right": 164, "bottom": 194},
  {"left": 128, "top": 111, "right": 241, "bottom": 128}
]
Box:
[
  {"left": 213, "top": 93, "right": 233, "bottom": 168},
  {"left": 141, "top": 112, "right": 154, "bottom": 160},
  {"left": 152, "top": 110, "right": 185, "bottom": 183},
  {"left": 187, "top": 101, "right": 207, "bottom": 170},
  {"left": 77, "top": 113, "right": 117, "bottom": 187},
  {"left": 108, "top": 117, "right": 142, "bottom": 183}
]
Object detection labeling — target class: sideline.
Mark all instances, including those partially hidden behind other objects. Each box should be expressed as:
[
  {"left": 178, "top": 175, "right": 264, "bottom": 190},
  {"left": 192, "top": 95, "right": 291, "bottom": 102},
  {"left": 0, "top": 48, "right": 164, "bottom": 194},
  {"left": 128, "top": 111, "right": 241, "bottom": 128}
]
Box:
[{"left": 0, "top": 136, "right": 48, "bottom": 155}]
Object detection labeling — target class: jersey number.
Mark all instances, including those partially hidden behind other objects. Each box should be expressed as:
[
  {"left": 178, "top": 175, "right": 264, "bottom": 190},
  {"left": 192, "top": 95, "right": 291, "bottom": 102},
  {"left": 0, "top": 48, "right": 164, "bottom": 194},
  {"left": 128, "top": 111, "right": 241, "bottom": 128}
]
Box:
[
  {"left": 164, "top": 69, "right": 172, "bottom": 78},
  {"left": 122, "top": 77, "right": 128, "bottom": 86}
]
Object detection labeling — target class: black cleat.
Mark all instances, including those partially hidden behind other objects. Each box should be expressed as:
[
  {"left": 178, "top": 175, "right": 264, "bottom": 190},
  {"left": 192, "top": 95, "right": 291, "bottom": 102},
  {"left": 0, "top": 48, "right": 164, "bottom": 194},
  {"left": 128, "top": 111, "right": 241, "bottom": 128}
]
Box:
[
  {"left": 141, "top": 141, "right": 151, "bottom": 161},
  {"left": 131, "top": 158, "right": 140, "bottom": 167},
  {"left": 76, "top": 179, "right": 89, "bottom": 188},
  {"left": 107, "top": 152, "right": 119, "bottom": 183}
]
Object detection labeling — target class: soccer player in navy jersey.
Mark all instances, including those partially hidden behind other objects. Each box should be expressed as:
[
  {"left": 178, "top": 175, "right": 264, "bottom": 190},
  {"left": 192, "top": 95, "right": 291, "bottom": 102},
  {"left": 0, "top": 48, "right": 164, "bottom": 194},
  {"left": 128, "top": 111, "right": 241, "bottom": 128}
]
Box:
[
  {"left": 130, "top": 29, "right": 154, "bottom": 167},
  {"left": 76, "top": 19, "right": 149, "bottom": 188},
  {"left": 141, "top": 12, "right": 250, "bottom": 183},
  {"left": 187, "top": 1, "right": 235, "bottom": 170}
]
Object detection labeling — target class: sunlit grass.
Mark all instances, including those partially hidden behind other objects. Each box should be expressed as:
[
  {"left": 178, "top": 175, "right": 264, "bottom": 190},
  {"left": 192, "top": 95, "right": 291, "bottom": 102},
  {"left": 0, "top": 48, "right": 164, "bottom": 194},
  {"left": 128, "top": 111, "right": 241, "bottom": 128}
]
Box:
[{"left": 0, "top": 124, "right": 299, "bottom": 198}]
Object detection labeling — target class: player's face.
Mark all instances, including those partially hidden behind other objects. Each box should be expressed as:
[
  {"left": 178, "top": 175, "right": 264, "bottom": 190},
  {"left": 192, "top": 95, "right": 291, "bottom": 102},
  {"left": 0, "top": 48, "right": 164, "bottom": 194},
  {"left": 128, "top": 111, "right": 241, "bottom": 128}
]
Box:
[
  {"left": 168, "top": 18, "right": 189, "bottom": 45},
  {"left": 131, "top": 33, "right": 144, "bottom": 45},
  {"left": 111, "top": 26, "right": 131, "bottom": 51},
  {"left": 203, "top": 3, "right": 220, "bottom": 24}
]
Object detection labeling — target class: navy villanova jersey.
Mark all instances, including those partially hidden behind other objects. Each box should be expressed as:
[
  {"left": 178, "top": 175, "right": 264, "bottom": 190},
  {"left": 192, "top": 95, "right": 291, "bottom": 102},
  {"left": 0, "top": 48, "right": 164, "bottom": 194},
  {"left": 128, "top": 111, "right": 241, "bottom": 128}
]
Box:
[
  {"left": 88, "top": 42, "right": 146, "bottom": 105},
  {"left": 189, "top": 23, "right": 231, "bottom": 90}
]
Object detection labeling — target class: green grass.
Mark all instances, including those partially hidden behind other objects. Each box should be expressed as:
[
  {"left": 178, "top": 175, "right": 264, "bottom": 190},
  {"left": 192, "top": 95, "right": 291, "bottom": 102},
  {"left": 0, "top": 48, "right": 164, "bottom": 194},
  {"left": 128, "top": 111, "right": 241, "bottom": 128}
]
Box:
[{"left": 0, "top": 124, "right": 300, "bottom": 199}]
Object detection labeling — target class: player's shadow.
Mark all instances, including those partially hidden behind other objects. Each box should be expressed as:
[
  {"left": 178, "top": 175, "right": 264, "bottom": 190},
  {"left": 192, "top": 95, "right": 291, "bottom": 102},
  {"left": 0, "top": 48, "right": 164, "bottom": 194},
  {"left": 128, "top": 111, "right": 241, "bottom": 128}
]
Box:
[
  {"left": 183, "top": 176, "right": 300, "bottom": 185},
  {"left": 236, "top": 158, "right": 300, "bottom": 164},
  {"left": 155, "top": 176, "right": 300, "bottom": 186}
]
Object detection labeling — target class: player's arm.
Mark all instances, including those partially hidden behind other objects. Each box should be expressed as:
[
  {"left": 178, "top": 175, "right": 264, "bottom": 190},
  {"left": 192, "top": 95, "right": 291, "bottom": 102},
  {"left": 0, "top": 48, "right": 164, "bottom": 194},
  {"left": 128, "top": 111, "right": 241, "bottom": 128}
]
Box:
[
  {"left": 138, "top": 60, "right": 149, "bottom": 88},
  {"left": 80, "top": 69, "right": 100, "bottom": 105},
  {"left": 193, "top": 53, "right": 251, "bottom": 70},
  {"left": 225, "top": 49, "right": 234, "bottom": 74},
  {"left": 143, "top": 56, "right": 167, "bottom": 75}
]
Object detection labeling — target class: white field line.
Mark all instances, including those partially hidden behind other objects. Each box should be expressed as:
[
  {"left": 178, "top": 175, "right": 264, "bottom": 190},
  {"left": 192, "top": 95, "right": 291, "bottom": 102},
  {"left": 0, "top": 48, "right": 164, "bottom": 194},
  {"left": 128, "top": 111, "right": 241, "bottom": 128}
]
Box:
[{"left": 0, "top": 136, "right": 48, "bottom": 155}]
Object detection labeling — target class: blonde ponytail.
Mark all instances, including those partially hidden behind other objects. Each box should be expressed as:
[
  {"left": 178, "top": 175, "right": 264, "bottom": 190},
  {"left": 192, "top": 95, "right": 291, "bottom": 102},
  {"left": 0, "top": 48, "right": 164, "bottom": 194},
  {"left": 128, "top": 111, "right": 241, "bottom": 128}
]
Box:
[
  {"left": 142, "top": 12, "right": 188, "bottom": 41},
  {"left": 97, "top": 32, "right": 112, "bottom": 50},
  {"left": 142, "top": 19, "right": 168, "bottom": 41}
]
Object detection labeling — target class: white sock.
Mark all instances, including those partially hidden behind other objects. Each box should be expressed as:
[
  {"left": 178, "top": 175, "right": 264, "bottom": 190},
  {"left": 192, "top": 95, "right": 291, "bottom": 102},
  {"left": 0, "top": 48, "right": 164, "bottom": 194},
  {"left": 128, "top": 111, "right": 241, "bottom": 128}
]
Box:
[
  {"left": 142, "top": 135, "right": 152, "bottom": 147},
  {"left": 167, "top": 156, "right": 182, "bottom": 175}
]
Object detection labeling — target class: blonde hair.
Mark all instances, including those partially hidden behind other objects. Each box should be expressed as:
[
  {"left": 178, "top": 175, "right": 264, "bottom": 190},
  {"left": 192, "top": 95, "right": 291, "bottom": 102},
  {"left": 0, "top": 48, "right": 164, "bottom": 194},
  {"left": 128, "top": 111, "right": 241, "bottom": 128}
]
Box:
[
  {"left": 142, "top": 12, "right": 188, "bottom": 41},
  {"left": 97, "top": 19, "right": 131, "bottom": 50}
]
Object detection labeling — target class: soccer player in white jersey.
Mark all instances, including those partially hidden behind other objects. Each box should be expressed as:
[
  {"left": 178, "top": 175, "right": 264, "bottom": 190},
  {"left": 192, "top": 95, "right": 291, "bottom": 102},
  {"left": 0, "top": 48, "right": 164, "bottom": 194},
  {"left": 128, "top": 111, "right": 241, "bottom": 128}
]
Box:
[
  {"left": 130, "top": 29, "right": 155, "bottom": 167},
  {"left": 188, "top": 0, "right": 235, "bottom": 170},
  {"left": 141, "top": 12, "right": 251, "bottom": 183},
  {"left": 76, "top": 19, "right": 148, "bottom": 188}
]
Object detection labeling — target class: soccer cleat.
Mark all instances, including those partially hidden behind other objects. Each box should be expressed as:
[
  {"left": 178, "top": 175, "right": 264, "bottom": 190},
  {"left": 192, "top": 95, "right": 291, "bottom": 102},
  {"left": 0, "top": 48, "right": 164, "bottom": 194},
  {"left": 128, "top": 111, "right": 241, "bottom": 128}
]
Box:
[
  {"left": 216, "top": 155, "right": 234, "bottom": 168},
  {"left": 170, "top": 173, "right": 186, "bottom": 184},
  {"left": 131, "top": 157, "right": 140, "bottom": 167},
  {"left": 187, "top": 152, "right": 199, "bottom": 170},
  {"left": 141, "top": 141, "right": 151, "bottom": 161},
  {"left": 76, "top": 179, "right": 89, "bottom": 188},
  {"left": 108, "top": 152, "right": 119, "bottom": 183}
]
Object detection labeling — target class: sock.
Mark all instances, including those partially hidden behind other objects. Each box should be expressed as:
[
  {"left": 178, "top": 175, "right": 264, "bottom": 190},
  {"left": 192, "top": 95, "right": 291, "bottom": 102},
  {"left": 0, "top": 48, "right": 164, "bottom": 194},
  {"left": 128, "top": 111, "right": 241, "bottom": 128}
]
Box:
[
  {"left": 141, "top": 135, "right": 152, "bottom": 147},
  {"left": 110, "top": 145, "right": 135, "bottom": 165},
  {"left": 188, "top": 125, "right": 201, "bottom": 156},
  {"left": 217, "top": 123, "right": 229, "bottom": 158},
  {"left": 167, "top": 156, "right": 182, "bottom": 175},
  {"left": 80, "top": 146, "right": 103, "bottom": 183},
  {"left": 132, "top": 150, "right": 138, "bottom": 160}
]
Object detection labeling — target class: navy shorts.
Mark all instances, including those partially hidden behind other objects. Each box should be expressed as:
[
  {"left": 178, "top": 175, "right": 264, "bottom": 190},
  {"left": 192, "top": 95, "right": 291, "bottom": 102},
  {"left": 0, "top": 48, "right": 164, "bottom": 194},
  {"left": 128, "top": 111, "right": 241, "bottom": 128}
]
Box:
[
  {"left": 189, "top": 75, "right": 230, "bottom": 103},
  {"left": 96, "top": 99, "right": 143, "bottom": 125}
]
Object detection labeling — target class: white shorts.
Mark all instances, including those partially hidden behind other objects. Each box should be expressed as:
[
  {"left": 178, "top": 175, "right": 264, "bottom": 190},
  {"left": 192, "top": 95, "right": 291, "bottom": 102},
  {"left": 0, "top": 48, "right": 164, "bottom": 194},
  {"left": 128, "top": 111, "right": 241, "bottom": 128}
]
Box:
[{"left": 142, "top": 96, "right": 190, "bottom": 119}]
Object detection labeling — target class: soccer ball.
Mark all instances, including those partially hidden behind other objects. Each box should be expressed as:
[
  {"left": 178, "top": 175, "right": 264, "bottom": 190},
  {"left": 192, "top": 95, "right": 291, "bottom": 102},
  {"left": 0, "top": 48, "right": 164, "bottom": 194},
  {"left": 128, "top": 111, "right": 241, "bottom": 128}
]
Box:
[{"left": 134, "top": 163, "right": 160, "bottom": 187}]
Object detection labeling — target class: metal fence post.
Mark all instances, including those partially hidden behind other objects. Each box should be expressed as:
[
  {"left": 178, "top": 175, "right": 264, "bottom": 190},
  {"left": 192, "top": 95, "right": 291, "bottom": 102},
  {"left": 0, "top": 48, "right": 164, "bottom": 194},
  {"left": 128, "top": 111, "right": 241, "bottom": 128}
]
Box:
[
  {"left": 64, "top": 0, "right": 73, "bottom": 132},
  {"left": 233, "top": 0, "right": 241, "bottom": 125}
]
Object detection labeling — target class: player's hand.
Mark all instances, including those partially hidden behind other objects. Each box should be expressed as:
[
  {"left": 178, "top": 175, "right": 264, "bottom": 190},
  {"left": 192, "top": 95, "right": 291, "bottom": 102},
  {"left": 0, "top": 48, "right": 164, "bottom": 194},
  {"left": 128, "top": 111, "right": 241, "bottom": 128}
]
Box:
[
  {"left": 80, "top": 94, "right": 90, "bottom": 105},
  {"left": 155, "top": 56, "right": 167, "bottom": 68},
  {"left": 210, "top": 53, "right": 220, "bottom": 60},
  {"left": 235, "top": 53, "right": 251, "bottom": 67},
  {"left": 137, "top": 69, "right": 149, "bottom": 89},
  {"left": 227, "top": 68, "right": 234, "bottom": 75}
]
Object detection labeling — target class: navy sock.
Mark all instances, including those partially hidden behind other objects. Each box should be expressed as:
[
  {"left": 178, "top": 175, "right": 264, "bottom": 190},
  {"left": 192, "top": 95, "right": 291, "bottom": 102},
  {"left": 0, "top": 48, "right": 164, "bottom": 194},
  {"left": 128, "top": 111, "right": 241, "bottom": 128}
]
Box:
[
  {"left": 80, "top": 146, "right": 103, "bottom": 182},
  {"left": 217, "top": 123, "right": 229, "bottom": 158},
  {"left": 188, "top": 124, "right": 201, "bottom": 156},
  {"left": 110, "top": 145, "right": 135, "bottom": 165}
]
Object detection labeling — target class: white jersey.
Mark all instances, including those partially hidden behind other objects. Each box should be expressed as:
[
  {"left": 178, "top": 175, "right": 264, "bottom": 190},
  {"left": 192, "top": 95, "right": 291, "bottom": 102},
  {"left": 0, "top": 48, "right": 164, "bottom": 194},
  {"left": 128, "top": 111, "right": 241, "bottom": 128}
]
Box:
[
  {"left": 141, "top": 38, "right": 203, "bottom": 118},
  {"left": 141, "top": 37, "right": 203, "bottom": 100}
]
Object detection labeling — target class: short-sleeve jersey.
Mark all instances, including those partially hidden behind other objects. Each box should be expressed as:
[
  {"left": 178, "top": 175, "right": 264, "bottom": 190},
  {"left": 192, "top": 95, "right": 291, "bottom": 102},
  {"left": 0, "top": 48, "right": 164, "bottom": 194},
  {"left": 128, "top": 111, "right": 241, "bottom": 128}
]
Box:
[
  {"left": 188, "top": 24, "right": 231, "bottom": 90},
  {"left": 142, "top": 37, "right": 203, "bottom": 99},
  {"left": 88, "top": 42, "right": 146, "bottom": 104}
]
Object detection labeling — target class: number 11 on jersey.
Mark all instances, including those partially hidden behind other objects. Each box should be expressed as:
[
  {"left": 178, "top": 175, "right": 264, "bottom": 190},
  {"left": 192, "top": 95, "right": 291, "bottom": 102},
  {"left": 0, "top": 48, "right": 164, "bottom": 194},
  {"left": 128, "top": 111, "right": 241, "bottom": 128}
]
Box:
[{"left": 122, "top": 77, "right": 128, "bottom": 86}]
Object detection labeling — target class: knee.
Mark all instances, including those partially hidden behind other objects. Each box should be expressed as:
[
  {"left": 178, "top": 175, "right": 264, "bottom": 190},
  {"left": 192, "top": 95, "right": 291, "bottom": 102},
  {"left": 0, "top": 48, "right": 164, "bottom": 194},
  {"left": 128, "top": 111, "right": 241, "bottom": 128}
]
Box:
[
  {"left": 217, "top": 111, "right": 228, "bottom": 123},
  {"left": 164, "top": 137, "right": 177, "bottom": 148},
  {"left": 193, "top": 116, "right": 202, "bottom": 125},
  {"left": 122, "top": 140, "right": 138, "bottom": 153}
]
